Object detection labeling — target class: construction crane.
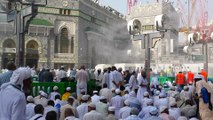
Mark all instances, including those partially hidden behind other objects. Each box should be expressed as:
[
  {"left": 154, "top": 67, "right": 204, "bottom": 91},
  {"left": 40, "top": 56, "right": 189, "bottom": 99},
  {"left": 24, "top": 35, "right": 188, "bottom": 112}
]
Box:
[{"left": 127, "top": 0, "right": 137, "bottom": 14}]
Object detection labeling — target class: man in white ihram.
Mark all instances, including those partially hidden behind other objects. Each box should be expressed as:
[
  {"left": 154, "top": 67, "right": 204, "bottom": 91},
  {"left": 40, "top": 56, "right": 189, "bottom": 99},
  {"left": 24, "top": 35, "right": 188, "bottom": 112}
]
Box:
[
  {"left": 76, "top": 66, "right": 89, "bottom": 96},
  {"left": 0, "top": 67, "right": 32, "bottom": 120}
]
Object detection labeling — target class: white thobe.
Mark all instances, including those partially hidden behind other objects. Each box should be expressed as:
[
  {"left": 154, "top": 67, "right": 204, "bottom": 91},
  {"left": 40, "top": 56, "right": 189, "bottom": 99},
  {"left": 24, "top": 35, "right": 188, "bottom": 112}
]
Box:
[
  {"left": 60, "top": 104, "right": 78, "bottom": 120},
  {"left": 169, "top": 108, "right": 181, "bottom": 120},
  {"left": 35, "top": 97, "right": 48, "bottom": 107},
  {"left": 75, "top": 69, "right": 89, "bottom": 96},
  {"left": 110, "top": 95, "right": 124, "bottom": 119},
  {"left": 109, "top": 70, "right": 122, "bottom": 89},
  {"left": 151, "top": 76, "right": 159, "bottom": 88},
  {"left": 64, "top": 116, "right": 80, "bottom": 120},
  {"left": 188, "top": 85, "right": 195, "bottom": 94},
  {"left": 94, "top": 72, "right": 104, "bottom": 87},
  {"left": 49, "top": 91, "right": 61, "bottom": 100},
  {"left": 91, "top": 94, "right": 100, "bottom": 105},
  {"left": 76, "top": 103, "right": 88, "bottom": 120},
  {"left": 129, "top": 75, "right": 138, "bottom": 91},
  {"left": 44, "top": 105, "right": 58, "bottom": 117},
  {"left": 123, "top": 94, "right": 130, "bottom": 100},
  {"left": 0, "top": 85, "right": 26, "bottom": 120},
  {"left": 137, "top": 74, "right": 148, "bottom": 100},
  {"left": 138, "top": 106, "right": 156, "bottom": 119},
  {"left": 29, "top": 114, "right": 45, "bottom": 120},
  {"left": 103, "top": 72, "right": 110, "bottom": 88},
  {"left": 141, "top": 98, "right": 152, "bottom": 108},
  {"left": 154, "top": 98, "right": 168, "bottom": 109},
  {"left": 83, "top": 110, "right": 104, "bottom": 120},
  {"left": 96, "top": 102, "right": 109, "bottom": 117},
  {"left": 26, "top": 103, "right": 36, "bottom": 120},
  {"left": 127, "top": 97, "right": 141, "bottom": 111},
  {"left": 180, "top": 91, "right": 192, "bottom": 101},
  {"left": 99, "top": 88, "right": 112, "bottom": 102},
  {"left": 118, "top": 106, "right": 132, "bottom": 119}
]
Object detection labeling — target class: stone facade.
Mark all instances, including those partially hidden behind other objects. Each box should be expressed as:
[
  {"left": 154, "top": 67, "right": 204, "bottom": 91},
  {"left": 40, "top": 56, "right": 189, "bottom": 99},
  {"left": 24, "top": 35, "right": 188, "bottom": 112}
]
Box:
[{"left": 0, "top": 0, "right": 130, "bottom": 69}]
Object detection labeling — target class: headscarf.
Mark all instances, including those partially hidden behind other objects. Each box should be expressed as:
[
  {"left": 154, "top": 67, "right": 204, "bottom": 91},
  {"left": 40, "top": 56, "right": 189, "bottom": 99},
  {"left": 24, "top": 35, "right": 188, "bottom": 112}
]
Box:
[{"left": 1, "top": 67, "right": 31, "bottom": 91}]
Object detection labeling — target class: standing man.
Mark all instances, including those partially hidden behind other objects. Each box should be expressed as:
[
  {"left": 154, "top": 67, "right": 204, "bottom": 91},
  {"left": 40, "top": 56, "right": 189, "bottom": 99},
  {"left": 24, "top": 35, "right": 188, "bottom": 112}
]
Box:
[
  {"left": 176, "top": 71, "right": 185, "bottom": 92},
  {"left": 57, "top": 66, "right": 67, "bottom": 82},
  {"left": 0, "top": 67, "right": 32, "bottom": 120},
  {"left": 94, "top": 69, "right": 103, "bottom": 91},
  {"left": 186, "top": 71, "right": 194, "bottom": 84},
  {"left": 0, "top": 61, "right": 16, "bottom": 87},
  {"left": 110, "top": 66, "right": 122, "bottom": 89},
  {"left": 76, "top": 66, "right": 89, "bottom": 96},
  {"left": 200, "top": 68, "right": 208, "bottom": 81}
]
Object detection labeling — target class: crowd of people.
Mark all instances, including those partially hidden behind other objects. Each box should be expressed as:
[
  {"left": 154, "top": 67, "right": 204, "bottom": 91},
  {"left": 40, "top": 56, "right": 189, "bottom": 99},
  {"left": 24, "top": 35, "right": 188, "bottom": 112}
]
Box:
[{"left": 0, "top": 61, "right": 212, "bottom": 120}]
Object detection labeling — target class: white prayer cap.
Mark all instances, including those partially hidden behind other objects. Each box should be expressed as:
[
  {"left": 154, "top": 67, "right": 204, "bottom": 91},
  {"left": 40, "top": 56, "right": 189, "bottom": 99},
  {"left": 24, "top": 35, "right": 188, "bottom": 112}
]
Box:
[
  {"left": 129, "top": 91, "right": 136, "bottom": 97},
  {"left": 177, "top": 116, "right": 188, "bottom": 120},
  {"left": 184, "top": 86, "right": 188, "bottom": 90},
  {"left": 146, "top": 99, "right": 153, "bottom": 105},
  {"left": 41, "top": 91, "right": 48, "bottom": 98},
  {"left": 124, "top": 100, "right": 130, "bottom": 106},
  {"left": 10, "top": 67, "right": 31, "bottom": 86},
  {"left": 160, "top": 106, "right": 168, "bottom": 113},
  {"left": 61, "top": 66, "right": 64, "bottom": 68},
  {"left": 149, "top": 107, "right": 158, "bottom": 115},
  {"left": 143, "top": 91, "right": 149, "bottom": 97},
  {"left": 68, "top": 96, "right": 75, "bottom": 100},
  {"left": 66, "top": 87, "right": 71, "bottom": 91},
  {"left": 169, "top": 101, "right": 177, "bottom": 107},
  {"left": 81, "top": 95, "right": 89, "bottom": 101},
  {"left": 27, "top": 96, "right": 34, "bottom": 102},
  {"left": 108, "top": 106, "right": 115, "bottom": 111},
  {"left": 88, "top": 103, "right": 96, "bottom": 108},
  {"left": 155, "top": 90, "right": 160, "bottom": 95},
  {"left": 53, "top": 86, "right": 58, "bottom": 91},
  {"left": 100, "top": 96, "right": 106, "bottom": 100},
  {"left": 93, "top": 90, "right": 98, "bottom": 94},
  {"left": 115, "top": 89, "right": 121, "bottom": 94}
]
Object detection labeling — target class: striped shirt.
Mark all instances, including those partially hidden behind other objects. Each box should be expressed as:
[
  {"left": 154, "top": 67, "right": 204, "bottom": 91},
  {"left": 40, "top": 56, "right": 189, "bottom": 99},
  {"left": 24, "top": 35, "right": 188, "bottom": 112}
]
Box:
[{"left": 0, "top": 70, "right": 13, "bottom": 87}]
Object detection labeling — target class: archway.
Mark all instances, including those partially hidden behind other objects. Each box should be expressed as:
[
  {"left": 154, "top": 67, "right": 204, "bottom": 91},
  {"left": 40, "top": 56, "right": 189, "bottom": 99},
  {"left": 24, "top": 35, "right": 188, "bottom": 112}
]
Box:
[
  {"left": 2, "top": 39, "right": 16, "bottom": 68},
  {"left": 26, "top": 40, "right": 39, "bottom": 68}
]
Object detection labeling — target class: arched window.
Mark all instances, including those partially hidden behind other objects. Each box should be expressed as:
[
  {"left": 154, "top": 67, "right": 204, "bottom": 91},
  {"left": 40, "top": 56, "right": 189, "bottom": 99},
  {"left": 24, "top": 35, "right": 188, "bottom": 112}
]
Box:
[
  {"left": 60, "top": 28, "right": 69, "bottom": 53},
  {"left": 3, "top": 39, "right": 15, "bottom": 48},
  {"left": 27, "top": 40, "right": 38, "bottom": 50}
]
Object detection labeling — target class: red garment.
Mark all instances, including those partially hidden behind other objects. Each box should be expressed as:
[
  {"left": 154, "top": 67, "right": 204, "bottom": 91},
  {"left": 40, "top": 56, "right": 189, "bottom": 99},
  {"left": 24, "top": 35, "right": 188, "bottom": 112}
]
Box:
[
  {"left": 176, "top": 73, "right": 185, "bottom": 85},
  {"left": 187, "top": 72, "right": 194, "bottom": 84},
  {"left": 201, "top": 70, "right": 208, "bottom": 81}
]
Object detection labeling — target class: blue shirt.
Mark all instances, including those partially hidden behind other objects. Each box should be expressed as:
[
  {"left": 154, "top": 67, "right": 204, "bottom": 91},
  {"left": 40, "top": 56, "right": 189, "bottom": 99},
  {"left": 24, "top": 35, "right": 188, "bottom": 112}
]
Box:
[{"left": 0, "top": 70, "right": 13, "bottom": 87}]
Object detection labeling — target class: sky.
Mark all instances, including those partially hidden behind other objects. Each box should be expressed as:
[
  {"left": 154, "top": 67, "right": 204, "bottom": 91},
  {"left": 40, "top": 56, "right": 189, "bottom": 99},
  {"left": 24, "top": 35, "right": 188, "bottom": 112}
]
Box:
[{"left": 100, "top": 0, "right": 213, "bottom": 23}]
